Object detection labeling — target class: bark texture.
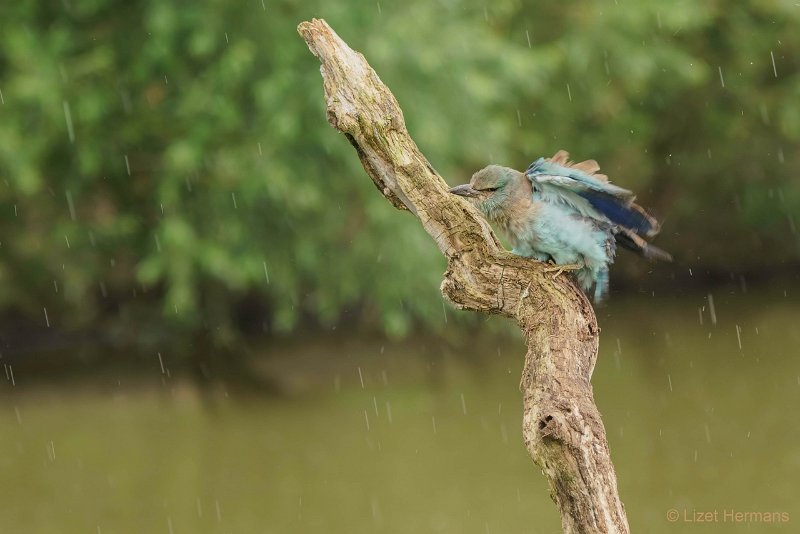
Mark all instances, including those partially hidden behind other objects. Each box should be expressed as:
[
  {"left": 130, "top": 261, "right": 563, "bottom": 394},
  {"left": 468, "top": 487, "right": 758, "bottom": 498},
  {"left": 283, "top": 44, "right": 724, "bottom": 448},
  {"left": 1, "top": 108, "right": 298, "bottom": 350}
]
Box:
[{"left": 297, "top": 19, "right": 630, "bottom": 534}]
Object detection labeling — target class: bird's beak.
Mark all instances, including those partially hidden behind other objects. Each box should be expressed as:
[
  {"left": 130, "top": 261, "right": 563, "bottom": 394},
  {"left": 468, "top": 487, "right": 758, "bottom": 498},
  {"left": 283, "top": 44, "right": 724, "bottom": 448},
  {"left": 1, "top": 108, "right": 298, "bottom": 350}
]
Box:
[{"left": 448, "top": 184, "right": 479, "bottom": 198}]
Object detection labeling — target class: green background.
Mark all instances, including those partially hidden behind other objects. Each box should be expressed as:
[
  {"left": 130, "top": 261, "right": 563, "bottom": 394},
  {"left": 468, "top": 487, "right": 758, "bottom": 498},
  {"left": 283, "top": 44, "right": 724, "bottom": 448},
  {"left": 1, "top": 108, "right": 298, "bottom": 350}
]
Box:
[{"left": 0, "top": 1, "right": 798, "bottom": 532}]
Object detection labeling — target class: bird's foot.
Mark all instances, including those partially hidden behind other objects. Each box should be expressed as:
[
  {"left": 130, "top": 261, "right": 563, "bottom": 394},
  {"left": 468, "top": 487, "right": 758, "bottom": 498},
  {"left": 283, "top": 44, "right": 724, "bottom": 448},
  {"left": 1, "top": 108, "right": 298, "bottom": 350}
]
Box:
[{"left": 543, "top": 261, "right": 583, "bottom": 278}]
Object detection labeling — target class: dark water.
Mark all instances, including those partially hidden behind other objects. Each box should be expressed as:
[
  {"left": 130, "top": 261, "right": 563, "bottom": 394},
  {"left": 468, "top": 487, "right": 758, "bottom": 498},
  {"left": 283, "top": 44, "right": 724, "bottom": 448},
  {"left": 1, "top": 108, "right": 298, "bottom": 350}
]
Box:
[{"left": 1, "top": 291, "right": 798, "bottom": 533}]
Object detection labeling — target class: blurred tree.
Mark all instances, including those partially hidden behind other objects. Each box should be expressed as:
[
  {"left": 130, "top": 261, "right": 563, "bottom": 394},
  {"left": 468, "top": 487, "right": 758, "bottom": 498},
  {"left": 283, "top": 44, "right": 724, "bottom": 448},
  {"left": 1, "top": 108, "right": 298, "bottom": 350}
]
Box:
[{"left": 0, "top": 0, "right": 797, "bottom": 351}]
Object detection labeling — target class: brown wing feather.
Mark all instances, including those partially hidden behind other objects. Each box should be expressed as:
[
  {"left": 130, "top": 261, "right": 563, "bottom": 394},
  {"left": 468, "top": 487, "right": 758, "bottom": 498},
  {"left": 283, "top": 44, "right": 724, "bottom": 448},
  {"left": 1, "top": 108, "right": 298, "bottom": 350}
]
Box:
[
  {"left": 615, "top": 228, "right": 672, "bottom": 262},
  {"left": 549, "top": 150, "right": 570, "bottom": 165},
  {"left": 547, "top": 150, "right": 608, "bottom": 182},
  {"left": 572, "top": 159, "right": 601, "bottom": 174}
]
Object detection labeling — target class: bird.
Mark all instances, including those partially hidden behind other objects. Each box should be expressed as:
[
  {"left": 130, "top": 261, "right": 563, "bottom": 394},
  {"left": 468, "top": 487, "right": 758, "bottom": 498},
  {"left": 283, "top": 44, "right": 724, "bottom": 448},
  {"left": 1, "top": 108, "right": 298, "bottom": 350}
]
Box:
[{"left": 448, "top": 150, "right": 671, "bottom": 302}]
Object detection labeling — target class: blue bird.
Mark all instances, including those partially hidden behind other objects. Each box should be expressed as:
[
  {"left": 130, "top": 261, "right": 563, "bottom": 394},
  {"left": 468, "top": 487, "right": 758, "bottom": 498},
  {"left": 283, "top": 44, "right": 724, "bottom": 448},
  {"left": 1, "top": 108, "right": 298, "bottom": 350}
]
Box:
[{"left": 448, "top": 150, "right": 671, "bottom": 302}]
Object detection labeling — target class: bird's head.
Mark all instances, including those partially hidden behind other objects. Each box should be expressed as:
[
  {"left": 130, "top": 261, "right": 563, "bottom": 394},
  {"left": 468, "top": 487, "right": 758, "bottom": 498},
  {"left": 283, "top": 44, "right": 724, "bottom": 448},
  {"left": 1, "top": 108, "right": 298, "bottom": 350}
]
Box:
[{"left": 448, "top": 165, "right": 517, "bottom": 217}]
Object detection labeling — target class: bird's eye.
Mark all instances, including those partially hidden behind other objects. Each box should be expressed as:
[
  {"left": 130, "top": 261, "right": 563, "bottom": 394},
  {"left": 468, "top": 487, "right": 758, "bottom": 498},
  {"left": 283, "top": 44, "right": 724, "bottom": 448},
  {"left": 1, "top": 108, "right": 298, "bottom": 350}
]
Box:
[{"left": 483, "top": 187, "right": 499, "bottom": 192}]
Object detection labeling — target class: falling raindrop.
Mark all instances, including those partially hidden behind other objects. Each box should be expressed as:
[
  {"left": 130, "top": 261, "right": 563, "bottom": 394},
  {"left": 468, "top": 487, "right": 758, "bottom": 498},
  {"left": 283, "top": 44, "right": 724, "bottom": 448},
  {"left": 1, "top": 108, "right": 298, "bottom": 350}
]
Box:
[
  {"left": 63, "top": 101, "right": 75, "bottom": 143},
  {"left": 119, "top": 88, "right": 132, "bottom": 114},
  {"left": 65, "top": 190, "right": 76, "bottom": 221},
  {"left": 707, "top": 293, "right": 717, "bottom": 325},
  {"left": 371, "top": 498, "right": 381, "bottom": 521}
]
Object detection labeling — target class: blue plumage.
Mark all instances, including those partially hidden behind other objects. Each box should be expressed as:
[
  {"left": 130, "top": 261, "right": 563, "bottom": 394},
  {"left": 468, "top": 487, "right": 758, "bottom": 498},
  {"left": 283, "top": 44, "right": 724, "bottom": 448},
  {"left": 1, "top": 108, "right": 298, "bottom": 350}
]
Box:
[
  {"left": 577, "top": 192, "right": 658, "bottom": 237},
  {"left": 526, "top": 158, "right": 633, "bottom": 199},
  {"left": 448, "top": 150, "right": 671, "bottom": 302}
]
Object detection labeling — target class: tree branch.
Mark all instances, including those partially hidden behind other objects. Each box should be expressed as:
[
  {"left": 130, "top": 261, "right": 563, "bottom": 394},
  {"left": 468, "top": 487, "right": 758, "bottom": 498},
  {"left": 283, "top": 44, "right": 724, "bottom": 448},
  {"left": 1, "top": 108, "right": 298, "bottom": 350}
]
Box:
[{"left": 297, "top": 19, "right": 630, "bottom": 534}]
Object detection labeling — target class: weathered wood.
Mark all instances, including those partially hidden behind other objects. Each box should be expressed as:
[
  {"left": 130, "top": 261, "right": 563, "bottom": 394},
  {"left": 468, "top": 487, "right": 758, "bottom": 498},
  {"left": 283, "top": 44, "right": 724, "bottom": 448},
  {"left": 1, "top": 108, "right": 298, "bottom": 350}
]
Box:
[{"left": 297, "top": 19, "right": 630, "bottom": 534}]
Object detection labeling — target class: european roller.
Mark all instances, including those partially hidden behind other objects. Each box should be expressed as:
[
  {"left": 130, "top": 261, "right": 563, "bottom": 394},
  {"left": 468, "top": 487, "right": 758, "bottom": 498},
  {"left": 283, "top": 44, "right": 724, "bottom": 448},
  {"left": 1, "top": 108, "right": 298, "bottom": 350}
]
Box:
[{"left": 448, "top": 150, "right": 671, "bottom": 302}]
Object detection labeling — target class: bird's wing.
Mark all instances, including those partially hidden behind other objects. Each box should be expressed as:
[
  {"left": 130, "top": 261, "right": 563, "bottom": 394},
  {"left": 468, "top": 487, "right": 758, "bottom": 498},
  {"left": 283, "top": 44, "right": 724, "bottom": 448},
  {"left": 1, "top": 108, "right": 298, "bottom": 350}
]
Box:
[
  {"left": 525, "top": 151, "right": 660, "bottom": 237},
  {"left": 526, "top": 152, "right": 633, "bottom": 200}
]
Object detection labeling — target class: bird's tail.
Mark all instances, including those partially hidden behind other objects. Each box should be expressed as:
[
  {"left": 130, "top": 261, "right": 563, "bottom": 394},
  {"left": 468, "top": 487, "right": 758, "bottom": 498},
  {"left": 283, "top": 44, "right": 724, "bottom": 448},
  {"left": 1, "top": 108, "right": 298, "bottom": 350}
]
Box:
[
  {"left": 593, "top": 268, "right": 610, "bottom": 303},
  {"left": 575, "top": 266, "right": 609, "bottom": 303}
]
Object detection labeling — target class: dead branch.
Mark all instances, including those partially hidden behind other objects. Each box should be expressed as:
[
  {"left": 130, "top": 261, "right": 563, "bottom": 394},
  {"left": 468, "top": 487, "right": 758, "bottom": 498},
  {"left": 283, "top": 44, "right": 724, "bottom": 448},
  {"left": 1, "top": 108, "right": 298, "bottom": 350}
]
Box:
[{"left": 297, "top": 18, "right": 629, "bottom": 534}]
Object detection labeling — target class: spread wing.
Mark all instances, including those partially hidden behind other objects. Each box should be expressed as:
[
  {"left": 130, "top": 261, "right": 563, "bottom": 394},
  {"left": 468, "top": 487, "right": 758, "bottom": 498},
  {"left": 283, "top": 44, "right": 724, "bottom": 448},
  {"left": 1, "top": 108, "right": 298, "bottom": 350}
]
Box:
[{"left": 525, "top": 150, "right": 660, "bottom": 238}]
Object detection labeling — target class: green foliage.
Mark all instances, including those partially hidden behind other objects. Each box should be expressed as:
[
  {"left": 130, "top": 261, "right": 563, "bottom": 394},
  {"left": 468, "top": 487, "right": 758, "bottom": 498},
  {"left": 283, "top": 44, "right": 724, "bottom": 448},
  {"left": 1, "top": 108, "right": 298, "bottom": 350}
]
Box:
[{"left": 0, "top": 0, "right": 798, "bottom": 342}]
